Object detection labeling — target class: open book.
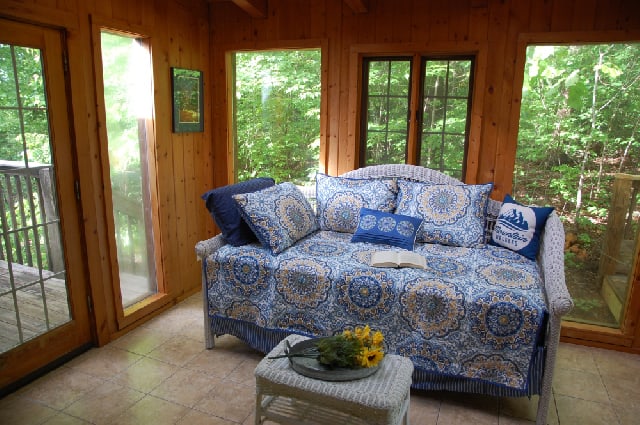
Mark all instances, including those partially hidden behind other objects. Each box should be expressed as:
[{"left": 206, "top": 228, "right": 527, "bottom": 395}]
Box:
[{"left": 370, "top": 250, "right": 426, "bottom": 269}]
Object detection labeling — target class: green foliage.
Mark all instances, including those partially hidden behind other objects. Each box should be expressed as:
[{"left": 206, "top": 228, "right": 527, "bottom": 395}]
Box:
[
  {"left": 234, "top": 50, "right": 321, "bottom": 185},
  {"left": 515, "top": 43, "right": 640, "bottom": 218}
]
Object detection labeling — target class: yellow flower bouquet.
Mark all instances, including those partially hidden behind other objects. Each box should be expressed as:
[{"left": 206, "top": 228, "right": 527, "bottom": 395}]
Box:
[{"left": 272, "top": 325, "right": 385, "bottom": 369}]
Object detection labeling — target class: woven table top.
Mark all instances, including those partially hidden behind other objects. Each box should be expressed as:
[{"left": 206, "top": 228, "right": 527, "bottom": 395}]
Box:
[{"left": 255, "top": 334, "right": 414, "bottom": 410}]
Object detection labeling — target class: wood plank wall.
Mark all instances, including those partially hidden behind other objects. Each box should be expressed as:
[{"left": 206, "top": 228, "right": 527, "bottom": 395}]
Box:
[
  {"left": 209, "top": 0, "right": 640, "bottom": 199},
  {"left": 2, "top": 0, "right": 640, "bottom": 348},
  {"left": 1, "top": 0, "right": 213, "bottom": 344}
]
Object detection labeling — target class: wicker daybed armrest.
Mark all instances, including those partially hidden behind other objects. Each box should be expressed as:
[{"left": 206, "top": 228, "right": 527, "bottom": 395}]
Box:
[
  {"left": 538, "top": 212, "right": 573, "bottom": 317},
  {"left": 195, "top": 234, "right": 227, "bottom": 261}
]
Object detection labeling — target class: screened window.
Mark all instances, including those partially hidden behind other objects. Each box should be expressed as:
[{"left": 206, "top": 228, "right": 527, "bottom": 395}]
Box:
[
  {"left": 232, "top": 49, "right": 321, "bottom": 186},
  {"left": 360, "top": 56, "right": 474, "bottom": 180}
]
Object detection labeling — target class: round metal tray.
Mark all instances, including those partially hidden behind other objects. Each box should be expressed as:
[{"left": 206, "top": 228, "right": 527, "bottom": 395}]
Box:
[{"left": 284, "top": 337, "right": 381, "bottom": 381}]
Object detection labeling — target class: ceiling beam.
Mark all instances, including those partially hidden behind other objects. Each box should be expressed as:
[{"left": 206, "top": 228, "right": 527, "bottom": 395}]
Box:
[
  {"left": 231, "top": 0, "right": 267, "bottom": 18},
  {"left": 343, "top": 0, "right": 369, "bottom": 14}
]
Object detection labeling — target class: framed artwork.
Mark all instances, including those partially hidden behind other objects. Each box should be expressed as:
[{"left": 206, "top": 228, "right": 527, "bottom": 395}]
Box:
[{"left": 171, "top": 67, "right": 204, "bottom": 133}]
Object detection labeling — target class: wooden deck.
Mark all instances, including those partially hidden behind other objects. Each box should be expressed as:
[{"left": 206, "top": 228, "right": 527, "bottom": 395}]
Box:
[{"left": 0, "top": 260, "right": 71, "bottom": 354}]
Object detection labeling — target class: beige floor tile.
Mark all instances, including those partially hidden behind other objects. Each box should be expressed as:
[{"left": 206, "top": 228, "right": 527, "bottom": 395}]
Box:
[
  {"left": 62, "top": 381, "right": 145, "bottom": 425},
  {"left": 0, "top": 395, "right": 58, "bottom": 425},
  {"left": 600, "top": 371, "right": 640, "bottom": 408},
  {"left": 612, "top": 402, "right": 640, "bottom": 425},
  {"left": 17, "top": 367, "right": 104, "bottom": 410},
  {"left": 497, "top": 416, "right": 533, "bottom": 424},
  {"left": 195, "top": 382, "right": 255, "bottom": 423},
  {"left": 555, "top": 394, "right": 619, "bottom": 425},
  {"left": 499, "top": 396, "right": 539, "bottom": 422},
  {"left": 111, "top": 357, "right": 179, "bottom": 393},
  {"left": 552, "top": 367, "right": 610, "bottom": 403},
  {"left": 64, "top": 346, "right": 142, "bottom": 379},
  {"left": 177, "top": 409, "right": 237, "bottom": 425},
  {"left": 428, "top": 391, "right": 499, "bottom": 424},
  {"left": 109, "top": 395, "right": 188, "bottom": 425},
  {"left": 219, "top": 358, "right": 260, "bottom": 386},
  {"left": 408, "top": 391, "right": 440, "bottom": 424},
  {"left": 183, "top": 347, "right": 248, "bottom": 377},
  {"left": 556, "top": 342, "right": 598, "bottom": 372},
  {"left": 151, "top": 368, "right": 223, "bottom": 407},
  {"left": 147, "top": 335, "right": 205, "bottom": 366},
  {"left": 42, "top": 412, "right": 91, "bottom": 424},
  {"left": 4, "top": 291, "right": 638, "bottom": 425},
  {"left": 180, "top": 318, "right": 206, "bottom": 342},
  {"left": 109, "top": 325, "right": 173, "bottom": 355}
]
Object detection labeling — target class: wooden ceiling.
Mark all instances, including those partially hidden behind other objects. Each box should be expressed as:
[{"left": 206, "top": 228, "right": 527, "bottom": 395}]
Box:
[{"left": 209, "top": 0, "right": 369, "bottom": 18}]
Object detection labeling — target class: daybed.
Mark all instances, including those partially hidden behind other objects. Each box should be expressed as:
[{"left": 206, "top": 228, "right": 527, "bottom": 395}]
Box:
[{"left": 196, "top": 164, "right": 573, "bottom": 425}]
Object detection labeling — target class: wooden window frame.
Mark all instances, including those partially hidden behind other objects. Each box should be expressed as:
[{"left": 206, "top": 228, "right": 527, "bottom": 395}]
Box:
[
  {"left": 90, "top": 21, "right": 168, "bottom": 331},
  {"left": 347, "top": 42, "right": 487, "bottom": 182},
  {"left": 510, "top": 30, "right": 640, "bottom": 352}
]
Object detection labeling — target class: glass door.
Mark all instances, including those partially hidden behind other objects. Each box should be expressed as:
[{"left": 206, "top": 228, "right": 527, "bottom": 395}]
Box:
[{"left": 0, "top": 19, "right": 92, "bottom": 390}]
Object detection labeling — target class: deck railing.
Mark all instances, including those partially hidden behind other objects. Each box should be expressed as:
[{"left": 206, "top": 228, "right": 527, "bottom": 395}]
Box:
[{"left": 0, "top": 160, "right": 64, "bottom": 273}]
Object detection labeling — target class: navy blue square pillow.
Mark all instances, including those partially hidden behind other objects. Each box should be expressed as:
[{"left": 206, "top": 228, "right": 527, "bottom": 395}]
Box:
[
  {"left": 490, "top": 194, "right": 554, "bottom": 260},
  {"left": 201, "top": 177, "right": 275, "bottom": 246},
  {"left": 351, "top": 208, "right": 423, "bottom": 251}
]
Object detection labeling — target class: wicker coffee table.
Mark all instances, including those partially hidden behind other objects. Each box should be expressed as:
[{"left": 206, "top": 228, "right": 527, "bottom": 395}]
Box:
[{"left": 254, "top": 334, "right": 414, "bottom": 425}]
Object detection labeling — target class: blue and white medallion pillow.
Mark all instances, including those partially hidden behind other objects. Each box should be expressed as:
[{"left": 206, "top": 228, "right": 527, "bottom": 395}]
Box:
[
  {"left": 233, "top": 182, "right": 319, "bottom": 254},
  {"left": 351, "top": 207, "right": 423, "bottom": 251},
  {"left": 316, "top": 173, "right": 397, "bottom": 233},
  {"left": 395, "top": 180, "right": 493, "bottom": 247},
  {"left": 491, "top": 194, "right": 554, "bottom": 261}
]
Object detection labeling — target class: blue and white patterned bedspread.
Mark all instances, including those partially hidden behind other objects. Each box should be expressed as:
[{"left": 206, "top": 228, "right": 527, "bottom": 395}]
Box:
[{"left": 205, "top": 230, "right": 547, "bottom": 391}]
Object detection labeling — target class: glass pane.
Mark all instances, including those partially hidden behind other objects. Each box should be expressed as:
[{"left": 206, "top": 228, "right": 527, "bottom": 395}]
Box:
[
  {"left": 15, "top": 46, "right": 47, "bottom": 109},
  {"left": 0, "top": 43, "right": 70, "bottom": 354},
  {"left": 364, "top": 131, "right": 406, "bottom": 166},
  {"left": 423, "top": 61, "right": 448, "bottom": 97},
  {"left": 514, "top": 43, "right": 640, "bottom": 328},
  {"left": 101, "top": 31, "right": 157, "bottom": 309},
  {"left": 420, "top": 58, "right": 473, "bottom": 178},
  {"left": 0, "top": 44, "right": 18, "bottom": 107},
  {"left": 423, "top": 97, "right": 445, "bottom": 133},
  {"left": 447, "top": 60, "right": 471, "bottom": 97},
  {"left": 234, "top": 49, "right": 321, "bottom": 185},
  {"left": 442, "top": 134, "right": 465, "bottom": 179},
  {"left": 24, "top": 110, "right": 51, "bottom": 164},
  {"left": 444, "top": 99, "right": 469, "bottom": 134},
  {"left": 420, "top": 133, "right": 443, "bottom": 169},
  {"left": 362, "top": 59, "right": 411, "bottom": 166},
  {"left": 0, "top": 109, "right": 22, "bottom": 161}
]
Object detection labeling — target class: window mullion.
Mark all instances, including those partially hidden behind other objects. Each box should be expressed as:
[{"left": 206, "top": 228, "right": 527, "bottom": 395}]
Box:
[{"left": 407, "top": 55, "right": 422, "bottom": 165}]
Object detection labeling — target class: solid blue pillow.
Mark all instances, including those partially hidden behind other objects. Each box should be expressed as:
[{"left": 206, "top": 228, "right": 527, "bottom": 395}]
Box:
[
  {"left": 490, "top": 194, "right": 554, "bottom": 260},
  {"left": 351, "top": 208, "right": 423, "bottom": 251},
  {"left": 201, "top": 177, "right": 275, "bottom": 246}
]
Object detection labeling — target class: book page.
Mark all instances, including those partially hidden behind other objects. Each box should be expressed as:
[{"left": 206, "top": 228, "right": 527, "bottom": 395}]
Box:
[
  {"left": 370, "top": 251, "right": 400, "bottom": 268},
  {"left": 397, "top": 251, "right": 426, "bottom": 269},
  {"left": 370, "top": 251, "right": 426, "bottom": 269}
]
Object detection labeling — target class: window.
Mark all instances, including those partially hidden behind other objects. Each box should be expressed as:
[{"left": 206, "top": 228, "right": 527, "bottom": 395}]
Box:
[
  {"left": 232, "top": 49, "right": 321, "bottom": 186},
  {"left": 100, "top": 31, "right": 160, "bottom": 311},
  {"left": 360, "top": 56, "right": 474, "bottom": 180},
  {"left": 514, "top": 43, "right": 640, "bottom": 331}
]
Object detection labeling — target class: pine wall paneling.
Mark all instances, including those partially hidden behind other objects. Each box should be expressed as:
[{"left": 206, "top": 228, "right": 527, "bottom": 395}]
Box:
[
  {"left": 2, "top": 0, "right": 640, "bottom": 352},
  {"left": 1, "top": 0, "right": 212, "bottom": 346}
]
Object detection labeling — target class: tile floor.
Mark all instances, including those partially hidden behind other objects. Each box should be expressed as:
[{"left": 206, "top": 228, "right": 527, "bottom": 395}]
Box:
[{"left": 1, "top": 292, "right": 640, "bottom": 425}]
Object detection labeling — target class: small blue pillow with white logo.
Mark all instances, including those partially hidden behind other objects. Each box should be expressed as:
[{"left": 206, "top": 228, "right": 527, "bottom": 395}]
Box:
[
  {"left": 351, "top": 208, "right": 423, "bottom": 251},
  {"left": 490, "top": 194, "right": 554, "bottom": 261}
]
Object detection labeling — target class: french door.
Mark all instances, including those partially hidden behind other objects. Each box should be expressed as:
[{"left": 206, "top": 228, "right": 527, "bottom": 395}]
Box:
[{"left": 0, "top": 19, "right": 92, "bottom": 390}]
